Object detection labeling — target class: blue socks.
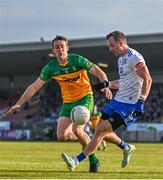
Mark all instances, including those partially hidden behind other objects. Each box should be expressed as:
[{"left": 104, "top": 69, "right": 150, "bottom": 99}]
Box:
[
  {"left": 118, "top": 140, "right": 128, "bottom": 150},
  {"left": 77, "top": 152, "right": 86, "bottom": 162}
]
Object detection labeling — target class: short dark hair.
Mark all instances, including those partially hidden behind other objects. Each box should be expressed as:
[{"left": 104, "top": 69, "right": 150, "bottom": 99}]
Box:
[
  {"left": 106, "top": 31, "right": 127, "bottom": 43},
  {"left": 52, "top": 35, "right": 69, "bottom": 49}
]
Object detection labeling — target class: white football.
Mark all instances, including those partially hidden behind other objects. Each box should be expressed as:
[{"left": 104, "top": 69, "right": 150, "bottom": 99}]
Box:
[{"left": 70, "top": 105, "right": 90, "bottom": 125}]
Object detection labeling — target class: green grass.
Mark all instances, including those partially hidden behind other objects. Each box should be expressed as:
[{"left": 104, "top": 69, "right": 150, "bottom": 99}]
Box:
[{"left": 0, "top": 141, "right": 163, "bottom": 179}]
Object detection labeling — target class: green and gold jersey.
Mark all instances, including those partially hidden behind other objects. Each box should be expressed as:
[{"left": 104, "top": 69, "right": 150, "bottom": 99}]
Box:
[{"left": 40, "top": 54, "right": 94, "bottom": 103}]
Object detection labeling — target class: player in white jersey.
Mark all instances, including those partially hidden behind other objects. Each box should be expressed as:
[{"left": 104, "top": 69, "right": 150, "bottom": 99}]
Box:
[
  {"left": 115, "top": 48, "right": 145, "bottom": 104},
  {"left": 61, "top": 31, "right": 152, "bottom": 171}
]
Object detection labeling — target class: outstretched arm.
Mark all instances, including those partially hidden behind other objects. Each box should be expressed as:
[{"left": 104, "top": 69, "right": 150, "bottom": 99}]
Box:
[{"left": 6, "top": 78, "right": 46, "bottom": 115}]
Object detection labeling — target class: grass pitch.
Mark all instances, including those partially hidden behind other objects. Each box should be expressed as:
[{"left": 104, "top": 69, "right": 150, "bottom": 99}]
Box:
[{"left": 0, "top": 141, "right": 163, "bottom": 179}]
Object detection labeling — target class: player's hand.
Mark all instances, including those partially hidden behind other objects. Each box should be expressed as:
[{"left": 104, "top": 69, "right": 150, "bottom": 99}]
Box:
[
  {"left": 6, "top": 104, "right": 21, "bottom": 116},
  {"left": 101, "top": 87, "right": 113, "bottom": 100},
  {"left": 93, "top": 81, "right": 109, "bottom": 91},
  {"left": 133, "top": 99, "right": 144, "bottom": 118}
]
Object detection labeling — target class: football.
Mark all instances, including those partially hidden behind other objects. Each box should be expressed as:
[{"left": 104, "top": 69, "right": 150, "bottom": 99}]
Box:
[{"left": 70, "top": 105, "right": 91, "bottom": 125}]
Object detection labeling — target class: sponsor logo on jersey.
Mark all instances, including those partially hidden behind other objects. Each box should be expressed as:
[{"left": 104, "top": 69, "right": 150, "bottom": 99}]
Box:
[{"left": 63, "top": 75, "right": 80, "bottom": 82}]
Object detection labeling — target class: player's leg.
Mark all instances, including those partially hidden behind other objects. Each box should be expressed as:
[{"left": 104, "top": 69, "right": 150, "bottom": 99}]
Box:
[
  {"left": 72, "top": 123, "right": 90, "bottom": 146},
  {"left": 61, "top": 115, "right": 134, "bottom": 170},
  {"left": 57, "top": 102, "right": 78, "bottom": 141},
  {"left": 61, "top": 100, "right": 115, "bottom": 170},
  {"left": 60, "top": 94, "right": 99, "bottom": 172},
  {"left": 83, "top": 120, "right": 113, "bottom": 155},
  {"left": 61, "top": 100, "right": 135, "bottom": 170},
  {"left": 57, "top": 116, "right": 77, "bottom": 141},
  {"left": 71, "top": 122, "right": 99, "bottom": 172},
  {"left": 72, "top": 94, "right": 99, "bottom": 172},
  {"left": 61, "top": 119, "right": 112, "bottom": 171},
  {"left": 103, "top": 130, "right": 135, "bottom": 168},
  {"left": 101, "top": 100, "right": 136, "bottom": 167}
]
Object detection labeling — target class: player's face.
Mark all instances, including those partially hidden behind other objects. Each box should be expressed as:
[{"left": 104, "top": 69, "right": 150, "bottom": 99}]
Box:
[
  {"left": 106, "top": 37, "right": 123, "bottom": 57},
  {"left": 52, "top": 40, "right": 69, "bottom": 61}
]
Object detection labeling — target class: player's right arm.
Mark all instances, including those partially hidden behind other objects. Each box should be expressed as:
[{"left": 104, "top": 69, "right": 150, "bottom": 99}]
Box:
[{"left": 6, "top": 78, "right": 46, "bottom": 115}]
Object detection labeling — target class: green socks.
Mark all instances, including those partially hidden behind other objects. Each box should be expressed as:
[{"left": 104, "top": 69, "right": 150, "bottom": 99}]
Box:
[{"left": 89, "top": 153, "right": 97, "bottom": 164}]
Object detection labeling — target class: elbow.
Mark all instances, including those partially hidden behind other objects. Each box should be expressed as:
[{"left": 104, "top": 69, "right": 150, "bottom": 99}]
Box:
[
  {"left": 148, "top": 75, "right": 152, "bottom": 86},
  {"left": 144, "top": 75, "right": 152, "bottom": 87}
]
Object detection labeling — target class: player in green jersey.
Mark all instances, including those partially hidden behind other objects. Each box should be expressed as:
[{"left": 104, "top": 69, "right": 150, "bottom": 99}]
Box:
[{"left": 6, "top": 35, "right": 112, "bottom": 172}]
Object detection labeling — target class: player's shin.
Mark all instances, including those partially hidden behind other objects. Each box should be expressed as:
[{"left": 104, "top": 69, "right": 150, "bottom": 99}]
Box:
[{"left": 83, "top": 134, "right": 104, "bottom": 156}]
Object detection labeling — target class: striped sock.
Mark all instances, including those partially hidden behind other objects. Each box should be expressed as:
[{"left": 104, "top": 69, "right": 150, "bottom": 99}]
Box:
[{"left": 118, "top": 140, "right": 128, "bottom": 150}]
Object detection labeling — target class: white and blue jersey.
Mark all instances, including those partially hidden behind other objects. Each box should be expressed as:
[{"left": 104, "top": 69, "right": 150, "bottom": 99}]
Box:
[
  {"left": 104, "top": 48, "right": 145, "bottom": 126},
  {"left": 115, "top": 48, "right": 145, "bottom": 104}
]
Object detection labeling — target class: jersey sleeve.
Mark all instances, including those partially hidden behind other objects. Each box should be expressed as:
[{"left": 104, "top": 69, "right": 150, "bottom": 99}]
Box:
[
  {"left": 131, "top": 53, "right": 145, "bottom": 71},
  {"left": 39, "top": 64, "right": 51, "bottom": 81},
  {"left": 78, "top": 56, "right": 94, "bottom": 71}
]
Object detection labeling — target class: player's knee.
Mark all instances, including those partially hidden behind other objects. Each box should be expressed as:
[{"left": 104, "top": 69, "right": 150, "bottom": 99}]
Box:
[
  {"left": 72, "top": 126, "right": 84, "bottom": 138},
  {"left": 95, "top": 123, "right": 108, "bottom": 137},
  {"left": 95, "top": 127, "right": 103, "bottom": 136}
]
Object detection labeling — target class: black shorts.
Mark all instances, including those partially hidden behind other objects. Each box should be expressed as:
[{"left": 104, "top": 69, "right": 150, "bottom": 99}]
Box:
[{"left": 101, "top": 112, "right": 125, "bottom": 131}]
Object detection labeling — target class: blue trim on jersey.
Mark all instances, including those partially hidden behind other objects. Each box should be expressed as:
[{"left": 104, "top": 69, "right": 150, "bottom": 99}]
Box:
[
  {"left": 103, "top": 99, "right": 139, "bottom": 126},
  {"left": 127, "top": 49, "right": 133, "bottom": 57}
]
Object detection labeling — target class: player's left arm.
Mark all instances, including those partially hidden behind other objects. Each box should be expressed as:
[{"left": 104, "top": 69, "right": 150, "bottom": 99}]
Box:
[{"left": 136, "top": 63, "right": 152, "bottom": 100}]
